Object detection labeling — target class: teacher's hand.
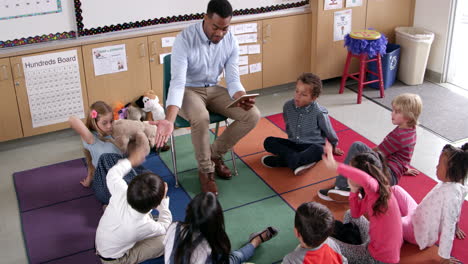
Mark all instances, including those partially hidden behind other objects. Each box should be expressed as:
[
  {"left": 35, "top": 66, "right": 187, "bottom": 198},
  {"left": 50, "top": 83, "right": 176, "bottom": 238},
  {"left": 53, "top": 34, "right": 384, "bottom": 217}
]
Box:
[
  {"left": 233, "top": 91, "right": 255, "bottom": 111},
  {"left": 151, "top": 120, "right": 174, "bottom": 148}
]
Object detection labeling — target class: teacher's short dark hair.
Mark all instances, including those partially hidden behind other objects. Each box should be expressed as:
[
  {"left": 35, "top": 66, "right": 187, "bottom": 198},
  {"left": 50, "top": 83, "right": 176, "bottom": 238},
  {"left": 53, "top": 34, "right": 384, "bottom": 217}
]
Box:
[{"left": 207, "top": 0, "right": 233, "bottom": 18}]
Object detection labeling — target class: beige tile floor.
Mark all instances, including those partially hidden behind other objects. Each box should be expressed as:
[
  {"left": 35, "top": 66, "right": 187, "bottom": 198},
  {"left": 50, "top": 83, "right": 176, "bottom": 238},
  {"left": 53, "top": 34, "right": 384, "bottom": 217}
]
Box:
[{"left": 0, "top": 79, "right": 463, "bottom": 264}]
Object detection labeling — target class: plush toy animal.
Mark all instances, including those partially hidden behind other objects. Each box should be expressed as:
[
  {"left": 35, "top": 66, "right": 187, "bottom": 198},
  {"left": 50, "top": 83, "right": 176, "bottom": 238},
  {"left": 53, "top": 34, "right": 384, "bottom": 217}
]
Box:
[
  {"left": 135, "top": 90, "right": 166, "bottom": 121},
  {"left": 111, "top": 119, "right": 157, "bottom": 155}
]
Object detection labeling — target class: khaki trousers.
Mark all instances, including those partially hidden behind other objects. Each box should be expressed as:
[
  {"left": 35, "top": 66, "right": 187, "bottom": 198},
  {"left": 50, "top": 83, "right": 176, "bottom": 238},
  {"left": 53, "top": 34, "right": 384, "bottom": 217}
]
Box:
[
  {"left": 100, "top": 235, "right": 165, "bottom": 264},
  {"left": 178, "top": 86, "right": 260, "bottom": 173}
]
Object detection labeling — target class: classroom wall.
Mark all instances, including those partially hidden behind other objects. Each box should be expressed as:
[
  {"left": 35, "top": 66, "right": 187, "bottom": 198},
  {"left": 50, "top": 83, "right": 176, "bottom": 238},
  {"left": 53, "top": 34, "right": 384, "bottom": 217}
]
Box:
[{"left": 413, "top": 0, "right": 452, "bottom": 74}]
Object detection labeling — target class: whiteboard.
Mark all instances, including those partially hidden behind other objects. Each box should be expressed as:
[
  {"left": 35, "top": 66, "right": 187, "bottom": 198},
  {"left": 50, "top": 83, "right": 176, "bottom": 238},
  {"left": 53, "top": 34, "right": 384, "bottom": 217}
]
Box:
[
  {"left": 0, "top": 0, "right": 76, "bottom": 46},
  {"left": 77, "top": 0, "right": 307, "bottom": 35}
]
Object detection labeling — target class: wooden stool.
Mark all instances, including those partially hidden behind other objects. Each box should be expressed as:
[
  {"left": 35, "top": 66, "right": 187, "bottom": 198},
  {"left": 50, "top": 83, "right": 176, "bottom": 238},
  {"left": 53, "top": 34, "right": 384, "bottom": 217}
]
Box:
[{"left": 340, "top": 30, "right": 385, "bottom": 104}]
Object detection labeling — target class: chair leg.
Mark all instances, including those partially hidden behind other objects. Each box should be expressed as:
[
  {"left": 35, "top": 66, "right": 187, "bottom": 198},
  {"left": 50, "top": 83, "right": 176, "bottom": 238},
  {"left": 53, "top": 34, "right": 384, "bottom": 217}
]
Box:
[
  {"left": 357, "top": 53, "right": 367, "bottom": 104},
  {"left": 224, "top": 119, "right": 238, "bottom": 176},
  {"left": 214, "top": 122, "right": 220, "bottom": 140},
  {"left": 169, "top": 134, "right": 179, "bottom": 188},
  {"left": 377, "top": 54, "right": 385, "bottom": 98},
  {"left": 340, "top": 51, "right": 352, "bottom": 94}
]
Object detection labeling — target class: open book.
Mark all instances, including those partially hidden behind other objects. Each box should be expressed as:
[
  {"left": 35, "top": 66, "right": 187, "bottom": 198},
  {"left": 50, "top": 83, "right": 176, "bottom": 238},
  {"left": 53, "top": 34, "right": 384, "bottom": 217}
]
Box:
[{"left": 225, "top": 93, "right": 259, "bottom": 109}]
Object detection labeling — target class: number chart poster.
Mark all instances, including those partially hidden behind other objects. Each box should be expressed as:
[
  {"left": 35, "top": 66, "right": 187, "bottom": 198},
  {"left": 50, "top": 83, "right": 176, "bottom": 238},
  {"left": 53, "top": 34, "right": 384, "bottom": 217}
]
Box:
[
  {"left": 22, "top": 50, "right": 85, "bottom": 128},
  {"left": 0, "top": 0, "right": 62, "bottom": 20}
]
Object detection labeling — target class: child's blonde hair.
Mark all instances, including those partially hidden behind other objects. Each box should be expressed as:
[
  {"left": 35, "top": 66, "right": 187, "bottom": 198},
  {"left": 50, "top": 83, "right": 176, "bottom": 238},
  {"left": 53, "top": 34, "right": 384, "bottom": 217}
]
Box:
[
  {"left": 85, "top": 101, "right": 113, "bottom": 136},
  {"left": 392, "top": 93, "right": 422, "bottom": 127}
]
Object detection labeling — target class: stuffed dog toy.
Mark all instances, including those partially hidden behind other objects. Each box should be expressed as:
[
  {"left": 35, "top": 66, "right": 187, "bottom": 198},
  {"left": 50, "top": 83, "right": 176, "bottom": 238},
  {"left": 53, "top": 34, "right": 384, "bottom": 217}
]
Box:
[
  {"left": 111, "top": 119, "right": 157, "bottom": 155},
  {"left": 135, "top": 90, "right": 165, "bottom": 121}
]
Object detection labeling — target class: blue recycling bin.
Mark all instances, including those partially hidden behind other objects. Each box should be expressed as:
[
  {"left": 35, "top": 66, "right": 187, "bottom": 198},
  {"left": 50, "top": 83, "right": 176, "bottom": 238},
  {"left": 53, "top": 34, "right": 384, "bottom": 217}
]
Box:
[{"left": 368, "top": 43, "right": 400, "bottom": 89}]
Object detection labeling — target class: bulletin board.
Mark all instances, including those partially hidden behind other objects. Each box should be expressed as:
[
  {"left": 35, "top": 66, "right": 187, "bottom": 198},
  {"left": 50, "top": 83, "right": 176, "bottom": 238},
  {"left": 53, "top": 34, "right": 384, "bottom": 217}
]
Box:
[
  {"left": 0, "top": 0, "right": 77, "bottom": 48},
  {"left": 74, "top": 0, "right": 309, "bottom": 36}
]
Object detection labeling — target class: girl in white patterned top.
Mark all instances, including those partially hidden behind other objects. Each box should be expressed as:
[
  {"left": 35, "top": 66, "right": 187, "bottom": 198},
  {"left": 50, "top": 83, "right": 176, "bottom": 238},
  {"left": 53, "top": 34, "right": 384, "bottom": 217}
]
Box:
[{"left": 400, "top": 143, "right": 468, "bottom": 264}]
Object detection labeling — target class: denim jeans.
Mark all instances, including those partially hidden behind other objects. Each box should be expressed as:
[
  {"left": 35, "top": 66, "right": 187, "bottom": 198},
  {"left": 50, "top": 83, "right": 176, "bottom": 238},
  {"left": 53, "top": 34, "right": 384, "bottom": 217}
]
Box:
[{"left": 264, "top": 136, "right": 323, "bottom": 170}]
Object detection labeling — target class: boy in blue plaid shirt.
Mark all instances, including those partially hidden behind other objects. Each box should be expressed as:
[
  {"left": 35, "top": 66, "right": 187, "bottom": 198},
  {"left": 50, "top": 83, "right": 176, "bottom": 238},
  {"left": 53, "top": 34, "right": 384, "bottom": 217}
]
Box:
[{"left": 262, "top": 73, "right": 343, "bottom": 175}]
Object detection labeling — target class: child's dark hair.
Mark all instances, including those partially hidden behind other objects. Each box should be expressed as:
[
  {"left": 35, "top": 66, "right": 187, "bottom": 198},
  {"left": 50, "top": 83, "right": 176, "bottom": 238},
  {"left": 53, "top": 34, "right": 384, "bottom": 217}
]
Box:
[
  {"left": 85, "top": 101, "right": 113, "bottom": 136},
  {"left": 297, "top": 72, "right": 322, "bottom": 98},
  {"left": 175, "top": 192, "right": 230, "bottom": 264},
  {"left": 127, "top": 172, "right": 165, "bottom": 214},
  {"left": 442, "top": 143, "right": 468, "bottom": 184},
  {"left": 295, "top": 202, "right": 334, "bottom": 248},
  {"left": 350, "top": 151, "right": 391, "bottom": 216},
  {"left": 207, "top": 0, "right": 233, "bottom": 18}
]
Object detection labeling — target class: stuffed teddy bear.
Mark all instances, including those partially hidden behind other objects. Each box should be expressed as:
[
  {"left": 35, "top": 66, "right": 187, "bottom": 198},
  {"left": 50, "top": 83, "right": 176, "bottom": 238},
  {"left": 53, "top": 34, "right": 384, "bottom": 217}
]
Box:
[
  {"left": 135, "top": 90, "right": 165, "bottom": 121},
  {"left": 111, "top": 119, "right": 157, "bottom": 155}
]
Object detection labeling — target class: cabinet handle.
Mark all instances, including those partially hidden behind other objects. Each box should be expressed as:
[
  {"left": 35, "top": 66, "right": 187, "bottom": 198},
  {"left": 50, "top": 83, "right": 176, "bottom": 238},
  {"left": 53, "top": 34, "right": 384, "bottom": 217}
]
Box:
[
  {"left": 14, "top": 63, "right": 23, "bottom": 78},
  {"left": 150, "top": 41, "right": 157, "bottom": 56},
  {"left": 0, "top": 65, "right": 8, "bottom": 81},
  {"left": 139, "top": 43, "right": 147, "bottom": 58}
]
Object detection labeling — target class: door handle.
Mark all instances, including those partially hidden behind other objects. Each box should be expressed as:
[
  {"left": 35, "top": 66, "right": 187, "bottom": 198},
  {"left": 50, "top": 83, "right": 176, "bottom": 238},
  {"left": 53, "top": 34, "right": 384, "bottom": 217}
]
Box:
[
  {"left": 0, "top": 65, "right": 8, "bottom": 81},
  {"left": 14, "top": 63, "right": 23, "bottom": 78}
]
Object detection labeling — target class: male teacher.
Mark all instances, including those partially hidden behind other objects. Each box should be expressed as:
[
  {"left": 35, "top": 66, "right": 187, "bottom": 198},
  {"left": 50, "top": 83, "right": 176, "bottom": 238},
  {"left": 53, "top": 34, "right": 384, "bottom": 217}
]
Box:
[{"left": 155, "top": 0, "right": 260, "bottom": 195}]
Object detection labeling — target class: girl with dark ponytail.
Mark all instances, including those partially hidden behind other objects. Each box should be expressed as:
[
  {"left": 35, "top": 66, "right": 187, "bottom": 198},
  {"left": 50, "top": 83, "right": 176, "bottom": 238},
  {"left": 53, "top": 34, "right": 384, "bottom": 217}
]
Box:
[
  {"left": 321, "top": 141, "right": 408, "bottom": 264},
  {"left": 400, "top": 143, "right": 468, "bottom": 263},
  {"left": 164, "top": 192, "right": 278, "bottom": 264}
]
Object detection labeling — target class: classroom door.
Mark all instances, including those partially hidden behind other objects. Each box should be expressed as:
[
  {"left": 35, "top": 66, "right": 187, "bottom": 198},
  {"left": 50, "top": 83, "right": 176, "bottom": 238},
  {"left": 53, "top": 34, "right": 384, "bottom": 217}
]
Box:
[{"left": 0, "top": 58, "right": 23, "bottom": 141}]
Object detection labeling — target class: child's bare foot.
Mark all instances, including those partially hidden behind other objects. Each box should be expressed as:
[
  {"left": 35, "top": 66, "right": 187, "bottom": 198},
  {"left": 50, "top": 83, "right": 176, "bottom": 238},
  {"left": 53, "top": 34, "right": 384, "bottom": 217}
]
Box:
[
  {"left": 248, "top": 226, "right": 279, "bottom": 248},
  {"left": 80, "top": 177, "right": 92, "bottom": 187}
]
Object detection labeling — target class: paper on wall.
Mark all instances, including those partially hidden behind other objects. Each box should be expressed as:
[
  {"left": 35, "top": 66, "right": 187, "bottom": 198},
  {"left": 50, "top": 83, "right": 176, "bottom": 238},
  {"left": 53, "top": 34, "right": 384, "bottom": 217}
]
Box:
[
  {"left": 159, "top": 52, "right": 171, "bottom": 64},
  {"left": 346, "top": 0, "right": 362, "bottom": 7},
  {"left": 238, "top": 45, "right": 248, "bottom": 55},
  {"left": 324, "top": 0, "right": 343, "bottom": 10},
  {"left": 233, "top": 24, "right": 245, "bottom": 35},
  {"left": 92, "top": 44, "right": 128, "bottom": 76},
  {"left": 249, "top": 63, "right": 262, "bottom": 73},
  {"left": 236, "top": 33, "right": 258, "bottom": 44},
  {"left": 243, "top": 23, "right": 257, "bottom": 33},
  {"left": 239, "top": 65, "right": 249, "bottom": 75},
  {"left": 161, "top": 37, "right": 176, "bottom": 47},
  {"left": 22, "top": 49, "right": 85, "bottom": 128},
  {"left": 334, "top": 9, "right": 352, "bottom": 41},
  {"left": 248, "top": 44, "right": 261, "bottom": 54},
  {"left": 238, "top": 55, "right": 249, "bottom": 66}
]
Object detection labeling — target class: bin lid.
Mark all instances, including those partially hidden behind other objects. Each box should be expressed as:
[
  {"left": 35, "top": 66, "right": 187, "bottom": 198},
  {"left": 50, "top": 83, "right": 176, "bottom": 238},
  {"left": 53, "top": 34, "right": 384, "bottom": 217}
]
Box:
[
  {"left": 349, "top": 30, "right": 381, "bottom": 40},
  {"left": 395, "top": 27, "right": 434, "bottom": 41}
]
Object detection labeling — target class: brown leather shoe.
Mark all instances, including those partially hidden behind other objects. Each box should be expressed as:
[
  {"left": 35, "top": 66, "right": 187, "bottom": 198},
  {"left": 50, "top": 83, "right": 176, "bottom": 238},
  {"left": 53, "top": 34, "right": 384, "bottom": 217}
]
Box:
[
  {"left": 211, "top": 157, "right": 232, "bottom": 180},
  {"left": 198, "top": 171, "right": 218, "bottom": 195}
]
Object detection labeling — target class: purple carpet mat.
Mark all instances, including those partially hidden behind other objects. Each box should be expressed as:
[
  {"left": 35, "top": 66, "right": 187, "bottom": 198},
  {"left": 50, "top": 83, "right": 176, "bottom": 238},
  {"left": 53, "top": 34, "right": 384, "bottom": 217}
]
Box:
[
  {"left": 13, "top": 154, "right": 189, "bottom": 264},
  {"left": 21, "top": 196, "right": 101, "bottom": 263},
  {"left": 13, "top": 158, "right": 92, "bottom": 212}
]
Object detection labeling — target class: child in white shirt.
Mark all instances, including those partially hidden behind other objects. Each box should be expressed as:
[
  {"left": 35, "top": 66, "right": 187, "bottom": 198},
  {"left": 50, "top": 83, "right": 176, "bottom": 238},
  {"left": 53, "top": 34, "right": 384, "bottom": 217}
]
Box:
[
  {"left": 400, "top": 143, "right": 468, "bottom": 263},
  {"left": 95, "top": 141, "right": 172, "bottom": 263}
]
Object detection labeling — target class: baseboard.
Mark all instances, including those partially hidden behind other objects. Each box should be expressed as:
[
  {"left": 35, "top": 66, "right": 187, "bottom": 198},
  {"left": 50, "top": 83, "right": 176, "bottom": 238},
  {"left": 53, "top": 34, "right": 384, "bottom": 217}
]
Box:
[{"left": 425, "top": 69, "right": 442, "bottom": 83}]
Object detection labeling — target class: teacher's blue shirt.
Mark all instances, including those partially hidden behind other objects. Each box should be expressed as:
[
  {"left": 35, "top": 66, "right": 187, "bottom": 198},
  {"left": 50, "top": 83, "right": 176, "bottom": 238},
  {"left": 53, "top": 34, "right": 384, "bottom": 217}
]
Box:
[{"left": 166, "top": 21, "right": 244, "bottom": 108}]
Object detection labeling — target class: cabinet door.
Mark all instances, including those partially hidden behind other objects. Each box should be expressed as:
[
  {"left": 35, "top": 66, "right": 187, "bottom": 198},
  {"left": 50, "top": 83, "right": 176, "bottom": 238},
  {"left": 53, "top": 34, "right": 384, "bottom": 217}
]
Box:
[
  {"left": 0, "top": 58, "right": 23, "bottom": 141},
  {"left": 10, "top": 48, "right": 89, "bottom": 137},
  {"left": 263, "top": 14, "right": 311, "bottom": 87},
  {"left": 148, "top": 32, "right": 180, "bottom": 101},
  {"left": 82, "top": 37, "right": 151, "bottom": 105},
  {"left": 366, "top": 0, "right": 415, "bottom": 43},
  {"left": 312, "top": 1, "right": 367, "bottom": 79}
]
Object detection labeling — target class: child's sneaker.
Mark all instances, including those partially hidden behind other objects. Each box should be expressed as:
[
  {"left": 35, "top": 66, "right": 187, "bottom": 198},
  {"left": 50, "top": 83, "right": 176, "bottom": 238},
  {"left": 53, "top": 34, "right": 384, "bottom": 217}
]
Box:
[
  {"left": 328, "top": 187, "right": 351, "bottom": 203},
  {"left": 293, "top": 162, "right": 317, "bottom": 176},
  {"left": 261, "top": 155, "right": 284, "bottom": 168},
  {"left": 317, "top": 186, "right": 351, "bottom": 202}
]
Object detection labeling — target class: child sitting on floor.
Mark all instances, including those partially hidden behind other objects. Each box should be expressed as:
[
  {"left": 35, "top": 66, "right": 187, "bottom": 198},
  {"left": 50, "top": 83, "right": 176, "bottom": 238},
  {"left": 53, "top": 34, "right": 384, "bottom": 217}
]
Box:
[
  {"left": 164, "top": 192, "right": 278, "bottom": 264},
  {"left": 399, "top": 143, "right": 468, "bottom": 264},
  {"left": 95, "top": 141, "right": 172, "bottom": 263},
  {"left": 322, "top": 141, "right": 408, "bottom": 264},
  {"left": 319, "top": 93, "right": 422, "bottom": 202},
  {"left": 283, "top": 201, "right": 347, "bottom": 263},
  {"left": 261, "top": 72, "right": 343, "bottom": 176}
]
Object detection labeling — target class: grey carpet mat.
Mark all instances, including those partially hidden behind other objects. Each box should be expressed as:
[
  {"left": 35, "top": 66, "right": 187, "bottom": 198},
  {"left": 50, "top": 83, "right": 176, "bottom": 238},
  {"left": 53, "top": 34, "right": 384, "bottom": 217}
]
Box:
[{"left": 346, "top": 81, "right": 468, "bottom": 142}]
